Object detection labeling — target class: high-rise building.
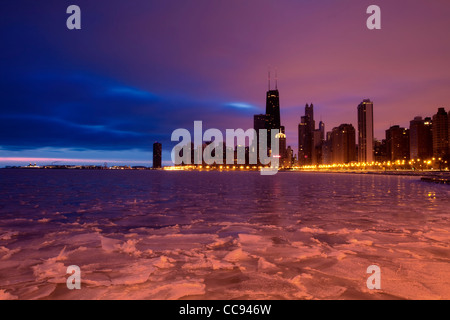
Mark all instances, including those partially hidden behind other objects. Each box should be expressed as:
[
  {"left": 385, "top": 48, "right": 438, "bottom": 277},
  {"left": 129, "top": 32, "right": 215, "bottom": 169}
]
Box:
[
  {"left": 330, "top": 124, "right": 356, "bottom": 164},
  {"left": 357, "top": 99, "right": 374, "bottom": 163},
  {"left": 432, "top": 108, "right": 449, "bottom": 158},
  {"left": 409, "top": 116, "right": 433, "bottom": 160},
  {"left": 386, "top": 125, "right": 410, "bottom": 161},
  {"left": 254, "top": 78, "right": 284, "bottom": 161},
  {"left": 153, "top": 142, "right": 162, "bottom": 168},
  {"left": 298, "top": 103, "right": 315, "bottom": 165},
  {"left": 305, "top": 104, "right": 315, "bottom": 132},
  {"left": 265, "top": 88, "right": 281, "bottom": 151}
]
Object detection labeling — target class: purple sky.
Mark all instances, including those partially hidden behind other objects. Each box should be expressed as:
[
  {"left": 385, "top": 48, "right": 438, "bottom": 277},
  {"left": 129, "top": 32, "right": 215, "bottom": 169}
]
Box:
[{"left": 1, "top": 0, "right": 450, "bottom": 166}]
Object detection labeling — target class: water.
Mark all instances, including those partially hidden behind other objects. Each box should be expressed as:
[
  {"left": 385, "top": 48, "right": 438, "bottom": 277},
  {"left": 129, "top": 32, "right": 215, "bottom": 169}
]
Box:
[{"left": 0, "top": 169, "right": 449, "bottom": 299}]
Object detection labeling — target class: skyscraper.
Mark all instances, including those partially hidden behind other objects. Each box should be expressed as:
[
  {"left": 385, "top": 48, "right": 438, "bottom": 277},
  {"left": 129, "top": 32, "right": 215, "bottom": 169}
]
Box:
[
  {"left": 265, "top": 89, "right": 281, "bottom": 130},
  {"left": 357, "top": 99, "right": 374, "bottom": 163},
  {"left": 298, "top": 104, "right": 315, "bottom": 165},
  {"left": 254, "top": 76, "right": 284, "bottom": 161},
  {"left": 265, "top": 88, "right": 281, "bottom": 152},
  {"left": 305, "top": 104, "right": 315, "bottom": 132},
  {"left": 153, "top": 142, "right": 162, "bottom": 168},
  {"left": 409, "top": 116, "right": 433, "bottom": 160},
  {"left": 432, "top": 108, "right": 449, "bottom": 158}
]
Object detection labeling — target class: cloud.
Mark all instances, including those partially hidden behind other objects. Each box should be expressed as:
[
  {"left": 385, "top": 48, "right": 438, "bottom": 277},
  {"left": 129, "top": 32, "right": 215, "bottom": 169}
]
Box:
[
  {"left": 0, "top": 114, "right": 150, "bottom": 150},
  {"left": 225, "top": 102, "right": 257, "bottom": 110},
  {"left": 0, "top": 70, "right": 256, "bottom": 153}
]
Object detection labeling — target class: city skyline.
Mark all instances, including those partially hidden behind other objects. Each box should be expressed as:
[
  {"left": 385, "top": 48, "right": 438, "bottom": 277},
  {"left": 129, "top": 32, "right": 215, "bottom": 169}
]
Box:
[
  {"left": 2, "top": 1, "right": 450, "bottom": 167},
  {"left": 2, "top": 89, "right": 450, "bottom": 168}
]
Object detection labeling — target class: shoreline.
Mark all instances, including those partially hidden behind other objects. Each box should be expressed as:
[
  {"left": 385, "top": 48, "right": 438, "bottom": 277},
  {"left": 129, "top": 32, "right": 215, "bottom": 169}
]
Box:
[{"left": 2, "top": 166, "right": 450, "bottom": 179}]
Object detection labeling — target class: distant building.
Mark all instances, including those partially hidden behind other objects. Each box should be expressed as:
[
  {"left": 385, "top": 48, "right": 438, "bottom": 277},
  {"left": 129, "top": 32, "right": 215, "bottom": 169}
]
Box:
[
  {"left": 153, "top": 142, "right": 162, "bottom": 168},
  {"left": 409, "top": 116, "right": 433, "bottom": 160},
  {"left": 330, "top": 124, "right": 356, "bottom": 164},
  {"left": 432, "top": 108, "right": 449, "bottom": 158},
  {"left": 386, "top": 125, "right": 410, "bottom": 161},
  {"left": 357, "top": 99, "right": 374, "bottom": 163}
]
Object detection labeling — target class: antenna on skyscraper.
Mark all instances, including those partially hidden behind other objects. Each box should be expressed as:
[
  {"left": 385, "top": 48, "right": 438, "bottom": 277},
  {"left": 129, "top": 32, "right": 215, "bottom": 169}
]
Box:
[
  {"left": 268, "top": 66, "right": 271, "bottom": 91},
  {"left": 275, "top": 68, "right": 278, "bottom": 90}
]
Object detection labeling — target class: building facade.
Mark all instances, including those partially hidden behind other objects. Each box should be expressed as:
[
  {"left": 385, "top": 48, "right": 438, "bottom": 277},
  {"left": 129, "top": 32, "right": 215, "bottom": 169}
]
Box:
[
  {"left": 432, "top": 108, "right": 449, "bottom": 158},
  {"left": 409, "top": 116, "right": 433, "bottom": 160},
  {"left": 330, "top": 124, "right": 356, "bottom": 164},
  {"left": 357, "top": 99, "right": 374, "bottom": 163},
  {"left": 386, "top": 125, "right": 410, "bottom": 161}
]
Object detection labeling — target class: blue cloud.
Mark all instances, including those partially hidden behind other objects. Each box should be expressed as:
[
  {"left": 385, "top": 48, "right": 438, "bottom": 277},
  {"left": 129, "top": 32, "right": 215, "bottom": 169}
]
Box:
[
  {"left": 225, "top": 102, "right": 257, "bottom": 110},
  {"left": 105, "top": 86, "right": 159, "bottom": 101},
  {"left": 0, "top": 70, "right": 255, "bottom": 154}
]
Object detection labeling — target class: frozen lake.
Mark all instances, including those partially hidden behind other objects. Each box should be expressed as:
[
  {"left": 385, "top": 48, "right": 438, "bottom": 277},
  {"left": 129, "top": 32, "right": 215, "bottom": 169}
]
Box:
[{"left": 0, "top": 169, "right": 449, "bottom": 299}]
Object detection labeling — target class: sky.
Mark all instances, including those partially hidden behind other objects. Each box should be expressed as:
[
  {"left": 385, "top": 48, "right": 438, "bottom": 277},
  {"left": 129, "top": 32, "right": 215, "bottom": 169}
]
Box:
[{"left": 1, "top": 0, "right": 450, "bottom": 167}]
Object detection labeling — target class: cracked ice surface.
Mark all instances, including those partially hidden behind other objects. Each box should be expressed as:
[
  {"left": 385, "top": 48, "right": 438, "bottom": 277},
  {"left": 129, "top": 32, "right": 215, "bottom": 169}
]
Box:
[{"left": 0, "top": 170, "right": 449, "bottom": 299}]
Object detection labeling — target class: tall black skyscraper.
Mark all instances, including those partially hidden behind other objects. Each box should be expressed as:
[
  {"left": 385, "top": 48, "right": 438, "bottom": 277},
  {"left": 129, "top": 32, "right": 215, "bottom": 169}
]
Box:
[
  {"left": 153, "top": 142, "right": 162, "bottom": 168},
  {"left": 252, "top": 73, "right": 285, "bottom": 162},
  {"left": 253, "top": 73, "right": 284, "bottom": 159},
  {"left": 298, "top": 103, "right": 315, "bottom": 165},
  {"left": 265, "top": 88, "right": 281, "bottom": 152},
  {"left": 265, "top": 89, "right": 281, "bottom": 130}
]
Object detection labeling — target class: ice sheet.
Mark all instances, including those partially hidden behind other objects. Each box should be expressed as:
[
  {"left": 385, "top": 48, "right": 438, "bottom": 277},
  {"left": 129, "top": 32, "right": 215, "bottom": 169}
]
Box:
[{"left": 0, "top": 170, "right": 448, "bottom": 299}]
